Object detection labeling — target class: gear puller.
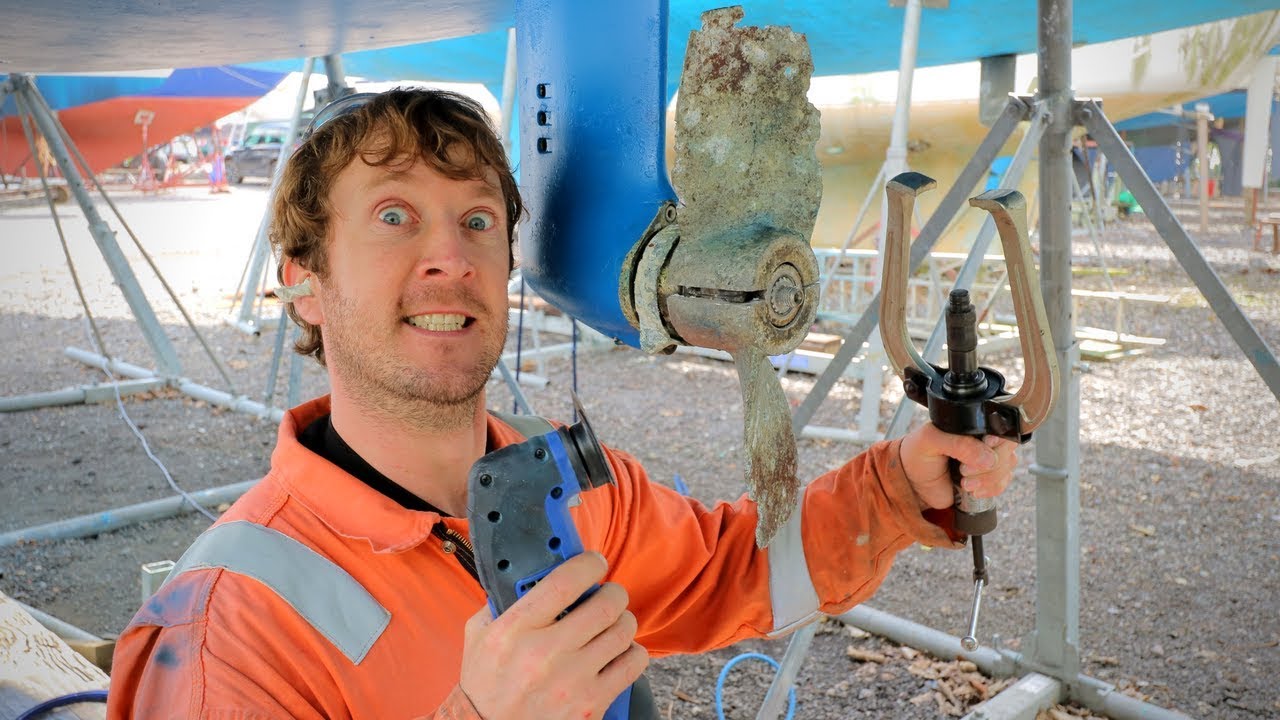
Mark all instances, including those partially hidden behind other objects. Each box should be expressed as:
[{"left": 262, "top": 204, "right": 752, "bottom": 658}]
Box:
[{"left": 879, "top": 171, "right": 1060, "bottom": 650}]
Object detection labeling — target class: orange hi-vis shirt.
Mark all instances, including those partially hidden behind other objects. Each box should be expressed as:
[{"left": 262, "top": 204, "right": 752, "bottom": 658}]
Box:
[{"left": 107, "top": 396, "right": 962, "bottom": 719}]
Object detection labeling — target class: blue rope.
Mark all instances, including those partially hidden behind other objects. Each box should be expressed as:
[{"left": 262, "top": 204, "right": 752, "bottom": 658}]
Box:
[
  {"left": 715, "top": 652, "right": 796, "bottom": 720},
  {"left": 17, "top": 690, "right": 108, "bottom": 720},
  {"left": 513, "top": 274, "right": 527, "bottom": 414}
]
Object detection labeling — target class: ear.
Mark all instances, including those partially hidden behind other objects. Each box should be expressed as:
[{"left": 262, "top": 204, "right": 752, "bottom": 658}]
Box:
[{"left": 281, "top": 258, "right": 324, "bottom": 326}]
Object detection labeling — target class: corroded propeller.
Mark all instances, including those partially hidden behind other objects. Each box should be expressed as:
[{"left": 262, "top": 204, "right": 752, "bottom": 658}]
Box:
[{"left": 624, "top": 6, "right": 822, "bottom": 547}]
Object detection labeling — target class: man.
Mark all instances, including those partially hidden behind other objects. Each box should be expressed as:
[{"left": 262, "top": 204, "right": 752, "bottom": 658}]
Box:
[{"left": 107, "top": 88, "right": 1018, "bottom": 719}]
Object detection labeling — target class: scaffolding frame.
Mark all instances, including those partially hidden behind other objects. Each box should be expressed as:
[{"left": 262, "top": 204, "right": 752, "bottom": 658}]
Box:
[{"left": 767, "top": 1, "right": 1280, "bottom": 718}]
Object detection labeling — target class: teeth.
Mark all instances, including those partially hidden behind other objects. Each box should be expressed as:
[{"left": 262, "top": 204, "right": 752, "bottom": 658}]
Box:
[{"left": 407, "top": 313, "right": 467, "bottom": 331}]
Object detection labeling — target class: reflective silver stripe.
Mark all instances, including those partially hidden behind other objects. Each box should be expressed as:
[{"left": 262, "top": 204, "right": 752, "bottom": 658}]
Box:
[
  {"left": 491, "top": 410, "right": 554, "bottom": 439},
  {"left": 161, "top": 520, "right": 391, "bottom": 664},
  {"left": 766, "top": 486, "right": 822, "bottom": 637}
]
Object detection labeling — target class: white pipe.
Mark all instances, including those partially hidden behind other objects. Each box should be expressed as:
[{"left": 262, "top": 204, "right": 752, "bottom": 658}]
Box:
[
  {"left": 500, "top": 28, "right": 518, "bottom": 155},
  {"left": 178, "top": 379, "right": 285, "bottom": 422},
  {"left": 886, "top": 0, "right": 922, "bottom": 175},
  {"left": 14, "top": 599, "right": 101, "bottom": 643},
  {"left": 64, "top": 346, "right": 287, "bottom": 422},
  {"left": 798, "top": 425, "right": 882, "bottom": 443},
  {"left": 0, "top": 480, "right": 257, "bottom": 548},
  {"left": 840, "top": 605, "right": 1012, "bottom": 675},
  {"left": 838, "top": 605, "right": 1193, "bottom": 720},
  {"left": 64, "top": 346, "right": 153, "bottom": 378},
  {"left": 0, "top": 378, "right": 166, "bottom": 412}
]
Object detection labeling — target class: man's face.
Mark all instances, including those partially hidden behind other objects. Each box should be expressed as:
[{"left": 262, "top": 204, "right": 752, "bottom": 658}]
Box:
[{"left": 312, "top": 152, "right": 511, "bottom": 418}]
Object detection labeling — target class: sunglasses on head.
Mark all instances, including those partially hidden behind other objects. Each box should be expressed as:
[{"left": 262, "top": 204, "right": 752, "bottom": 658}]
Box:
[{"left": 300, "top": 92, "right": 380, "bottom": 141}]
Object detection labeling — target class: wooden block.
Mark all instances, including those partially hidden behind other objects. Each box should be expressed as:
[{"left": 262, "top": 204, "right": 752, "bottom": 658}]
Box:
[
  {"left": 66, "top": 640, "right": 116, "bottom": 674},
  {"left": 799, "top": 332, "right": 843, "bottom": 355},
  {"left": 0, "top": 591, "right": 108, "bottom": 720}
]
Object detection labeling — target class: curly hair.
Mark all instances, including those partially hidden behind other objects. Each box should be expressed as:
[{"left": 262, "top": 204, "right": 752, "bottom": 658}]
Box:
[{"left": 269, "top": 88, "right": 522, "bottom": 365}]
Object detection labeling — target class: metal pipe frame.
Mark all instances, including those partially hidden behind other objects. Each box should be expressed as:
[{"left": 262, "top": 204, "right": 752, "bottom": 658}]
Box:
[
  {"left": 1023, "top": 0, "right": 1082, "bottom": 699},
  {"left": 0, "top": 378, "right": 166, "bottom": 412},
  {"left": 1082, "top": 102, "right": 1280, "bottom": 401},
  {"left": 4, "top": 75, "right": 182, "bottom": 376},
  {"left": 231, "top": 56, "right": 318, "bottom": 334},
  {"left": 0, "top": 479, "right": 259, "bottom": 548},
  {"left": 2, "top": 76, "right": 251, "bottom": 429},
  {"left": 837, "top": 606, "right": 1193, "bottom": 720},
  {"left": 64, "top": 347, "right": 286, "bottom": 423},
  {"left": 850, "top": 0, "right": 927, "bottom": 445}
]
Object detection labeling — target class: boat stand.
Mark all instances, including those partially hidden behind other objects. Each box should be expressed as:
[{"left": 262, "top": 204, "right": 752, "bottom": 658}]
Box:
[
  {"left": 770, "top": 1, "right": 1279, "bottom": 719},
  {"left": 0, "top": 74, "right": 271, "bottom": 419},
  {"left": 0, "top": 73, "right": 285, "bottom": 545}
]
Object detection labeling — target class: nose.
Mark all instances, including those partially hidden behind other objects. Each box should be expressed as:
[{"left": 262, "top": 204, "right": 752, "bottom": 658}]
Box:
[{"left": 415, "top": 223, "right": 476, "bottom": 280}]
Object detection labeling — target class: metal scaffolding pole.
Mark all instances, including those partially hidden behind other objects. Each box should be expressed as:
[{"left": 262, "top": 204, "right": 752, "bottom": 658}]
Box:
[
  {"left": 4, "top": 75, "right": 182, "bottom": 376},
  {"left": 0, "top": 479, "right": 259, "bottom": 548},
  {"left": 499, "top": 27, "right": 518, "bottom": 155},
  {"left": 853, "top": 0, "right": 925, "bottom": 444},
  {"left": 230, "top": 57, "right": 318, "bottom": 334},
  {"left": 1083, "top": 104, "right": 1280, "bottom": 401},
  {"left": 1022, "top": 0, "right": 1082, "bottom": 693}
]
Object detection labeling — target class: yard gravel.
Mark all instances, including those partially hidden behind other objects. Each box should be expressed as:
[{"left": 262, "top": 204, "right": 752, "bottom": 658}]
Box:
[{"left": 1, "top": 185, "right": 1277, "bottom": 719}]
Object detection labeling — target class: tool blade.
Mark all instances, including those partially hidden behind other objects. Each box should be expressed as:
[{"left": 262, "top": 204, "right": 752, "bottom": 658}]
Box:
[{"left": 567, "top": 391, "right": 615, "bottom": 491}]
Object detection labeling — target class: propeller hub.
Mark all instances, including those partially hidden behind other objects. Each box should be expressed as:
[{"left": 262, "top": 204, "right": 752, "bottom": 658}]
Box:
[{"left": 766, "top": 263, "right": 804, "bottom": 328}]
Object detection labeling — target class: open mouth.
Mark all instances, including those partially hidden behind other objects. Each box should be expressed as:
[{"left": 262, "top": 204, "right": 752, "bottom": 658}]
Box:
[{"left": 405, "top": 313, "right": 474, "bottom": 332}]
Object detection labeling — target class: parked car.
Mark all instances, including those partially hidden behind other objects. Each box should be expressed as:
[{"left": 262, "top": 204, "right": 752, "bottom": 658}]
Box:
[{"left": 224, "top": 121, "right": 297, "bottom": 184}]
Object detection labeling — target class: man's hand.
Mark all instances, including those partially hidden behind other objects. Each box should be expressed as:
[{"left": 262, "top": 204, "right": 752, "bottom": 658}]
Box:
[
  {"left": 898, "top": 423, "right": 1019, "bottom": 510},
  {"left": 458, "top": 552, "right": 649, "bottom": 720}
]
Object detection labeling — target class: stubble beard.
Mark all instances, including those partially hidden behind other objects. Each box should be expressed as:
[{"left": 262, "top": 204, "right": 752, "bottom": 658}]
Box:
[{"left": 323, "top": 283, "right": 508, "bottom": 432}]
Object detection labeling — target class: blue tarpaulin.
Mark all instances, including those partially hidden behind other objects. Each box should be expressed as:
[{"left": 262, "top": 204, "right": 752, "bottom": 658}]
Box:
[
  {"left": 1132, "top": 146, "right": 1182, "bottom": 183},
  {"left": 1113, "top": 91, "right": 1274, "bottom": 131}
]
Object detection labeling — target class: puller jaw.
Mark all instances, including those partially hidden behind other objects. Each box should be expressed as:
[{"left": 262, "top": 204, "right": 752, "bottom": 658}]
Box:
[
  {"left": 880, "top": 172, "right": 943, "bottom": 390},
  {"left": 967, "top": 189, "right": 1059, "bottom": 437},
  {"left": 879, "top": 173, "right": 1059, "bottom": 441}
]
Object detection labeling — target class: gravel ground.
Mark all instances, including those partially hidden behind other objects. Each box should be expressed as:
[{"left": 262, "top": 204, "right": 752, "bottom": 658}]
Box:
[{"left": 1, "top": 183, "right": 1277, "bottom": 719}]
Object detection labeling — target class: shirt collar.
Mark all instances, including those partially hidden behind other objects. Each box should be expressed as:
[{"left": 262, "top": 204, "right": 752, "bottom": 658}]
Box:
[{"left": 269, "top": 396, "right": 530, "bottom": 553}]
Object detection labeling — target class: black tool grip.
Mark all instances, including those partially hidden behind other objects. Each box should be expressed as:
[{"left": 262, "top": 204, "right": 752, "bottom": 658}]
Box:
[{"left": 467, "top": 427, "right": 658, "bottom": 720}]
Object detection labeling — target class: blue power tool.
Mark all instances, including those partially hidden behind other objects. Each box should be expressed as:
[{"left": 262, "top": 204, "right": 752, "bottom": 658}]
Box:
[{"left": 467, "top": 395, "right": 657, "bottom": 720}]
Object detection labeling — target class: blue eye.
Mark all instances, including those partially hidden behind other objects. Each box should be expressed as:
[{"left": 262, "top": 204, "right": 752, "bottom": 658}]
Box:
[
  {"left": 466, "top": 211, "right": 496, "bottom": 231},
  {"left": 379, "top": 206, "right": 410, "bottom": 226}
]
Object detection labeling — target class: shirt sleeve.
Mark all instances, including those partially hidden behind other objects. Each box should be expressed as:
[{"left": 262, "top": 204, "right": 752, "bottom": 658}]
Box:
[
  {"left": 578, "top": 438, "right": 962, "bottom": 657},
  {"left": 417, "top": 686, "right": 485, "bottom": 719},
  {"left": 797, "top": 438, "right": 963, "bottom": 619},
  {"left": 108, "top": 618, "right": 328, "bottom": 720},
  {"left": 108, "top": 570, "right": 489, "bottom": 720},
  {"left": 106, "top": 571, "right": 334, "bottom": 720}
]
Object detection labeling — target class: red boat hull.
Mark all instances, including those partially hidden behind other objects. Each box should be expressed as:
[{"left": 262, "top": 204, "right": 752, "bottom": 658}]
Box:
[{"left": 2, "top": 94, "right": 264, "bottom": 177}]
